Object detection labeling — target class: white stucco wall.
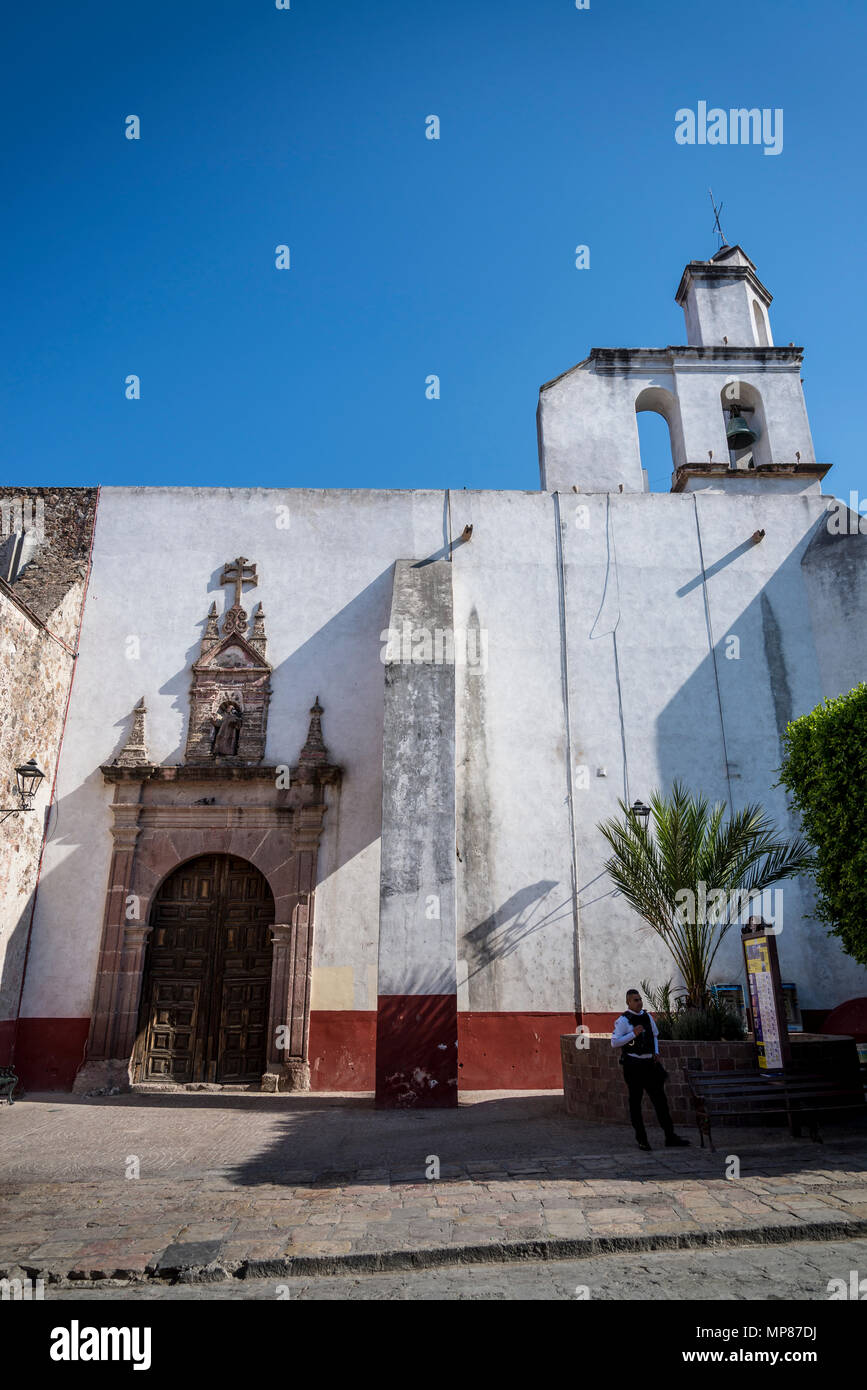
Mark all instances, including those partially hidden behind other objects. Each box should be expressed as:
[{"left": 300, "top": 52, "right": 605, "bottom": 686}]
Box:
[
  {"left": 562, "top": 488, "right": 865, "bottom": 1012},
  {"left": 683, "top": 279, "right": 762, "bottom": 348},
  {"left": 22, "top": 487, "right": 447, "bottom": 1021},
  {"left": 451, "top": 490, "right": 576, "bottom": 1013},
  {"left": 20, "top": 480, "right": 867, "bottom": 1028}
]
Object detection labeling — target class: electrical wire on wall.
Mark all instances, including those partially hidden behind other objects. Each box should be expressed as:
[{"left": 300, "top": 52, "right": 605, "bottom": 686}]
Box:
[
  {"left": 553, "top": 491, "right": 584, "bottom": 1019},
  {"left": 692, "top": 493, "right": 735, "bottom": 817},
  {"left": 588, "top": 492, "right": 631, "bottom": 807}
]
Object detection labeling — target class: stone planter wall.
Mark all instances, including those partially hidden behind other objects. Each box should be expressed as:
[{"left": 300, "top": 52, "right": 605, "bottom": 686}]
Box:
[{"left": 561, "top": 1033, "right": 861, "bottom": 1130}]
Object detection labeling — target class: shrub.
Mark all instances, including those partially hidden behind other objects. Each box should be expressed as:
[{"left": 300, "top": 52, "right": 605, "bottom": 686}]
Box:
[
  {"left": 640, "top": 978, "right": 745, "bottom": 1042},
  {"left": 778, "top": 682, "right": 867, "bottom": 968}
]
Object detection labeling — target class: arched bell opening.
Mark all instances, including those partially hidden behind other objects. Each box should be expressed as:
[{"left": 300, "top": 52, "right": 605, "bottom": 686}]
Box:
[
  {"left": 635, "top": 385, "right": 685, "bottom": 492},
  {"left": 752, "top": 298, "right": 771, "bottom": 347},
  {"left": 719, "top": 380, "right": 772, "bottom": 471}
]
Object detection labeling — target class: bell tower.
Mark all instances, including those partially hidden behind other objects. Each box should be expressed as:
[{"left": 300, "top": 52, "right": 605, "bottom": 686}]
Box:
[
  {"left": 537, "top": 243, "right": 829, "bottom": 495},
  {"left": 675, "top": 244, "right": 774, "bottom": 348}
]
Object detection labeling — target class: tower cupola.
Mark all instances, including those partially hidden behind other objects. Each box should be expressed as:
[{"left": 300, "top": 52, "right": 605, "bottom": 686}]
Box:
[{"left": 675, "top": 244, "right": 773, "bottom": 348}]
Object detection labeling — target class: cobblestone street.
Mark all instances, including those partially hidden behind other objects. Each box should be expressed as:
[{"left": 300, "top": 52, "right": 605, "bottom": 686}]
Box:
[
  {"left": 1, "top": 1091, "right": 865, "bottom": 1290},
  {"left": 44, "top": 1236, "right": 867, "bottom": 1300}
]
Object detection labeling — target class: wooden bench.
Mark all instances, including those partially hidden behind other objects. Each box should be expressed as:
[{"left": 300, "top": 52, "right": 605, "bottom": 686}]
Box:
[
  {"left": 0, "top": 1067, "right": 18, "bottom": 1105},
  {"left": 686, "top": 1068, "right": 866, "bottom": 1151}
]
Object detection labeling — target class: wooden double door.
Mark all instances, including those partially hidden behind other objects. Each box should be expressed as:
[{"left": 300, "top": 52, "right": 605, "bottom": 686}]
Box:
[{"left": 134, "top": 854, "right": 274, "bottom": 1084}]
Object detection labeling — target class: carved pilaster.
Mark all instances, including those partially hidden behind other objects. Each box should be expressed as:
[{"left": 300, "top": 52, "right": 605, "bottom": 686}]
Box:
[
  {"left": 113, "top": 922, "right": 153, "bottom": 1063},
  {"left": 74, "top": 790, "right": 145, "bottom": 1092},
  {"left": 262, "top": 922, "right": 311, "bottom": 1091},
  {"left": 289, "top": 892, "right": 313, "bottom": 1064},
  {"left": 292, "top": 806, "right": 328, "bottom": 853}
]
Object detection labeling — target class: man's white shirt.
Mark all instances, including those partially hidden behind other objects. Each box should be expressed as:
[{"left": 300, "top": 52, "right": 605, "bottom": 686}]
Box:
[{"left": 611, "top": 1011, "right": 660, "bottom": 1057}]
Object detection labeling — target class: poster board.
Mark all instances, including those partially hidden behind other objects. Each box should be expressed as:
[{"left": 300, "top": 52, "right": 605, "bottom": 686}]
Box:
[{"left": 741, "top": 923, "right": 792, "bottom": 1072}]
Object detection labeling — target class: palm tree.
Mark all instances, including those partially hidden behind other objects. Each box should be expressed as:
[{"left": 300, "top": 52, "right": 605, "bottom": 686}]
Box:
[{"left": 598, "top": 781, "right": 814, "bottom": 1009}]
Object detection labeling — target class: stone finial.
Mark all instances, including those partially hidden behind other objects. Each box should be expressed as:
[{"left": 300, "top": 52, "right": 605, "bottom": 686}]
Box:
[
  {"left": 114, "top": 698, "right": 149, "bottom": 767},
  {"left": 201, "top": 602, "right": 220, "bottom": 654},
  {"left": 250, "top": 603, "right": 267, "bottom": 658},
  {"left": 297, "top": 696, "right": 328, "bottom": 765}
]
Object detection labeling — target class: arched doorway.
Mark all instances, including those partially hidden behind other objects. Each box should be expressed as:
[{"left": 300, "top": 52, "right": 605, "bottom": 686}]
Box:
[{"left": 133, "top": 854, "right": 275, "bottom": 1084}]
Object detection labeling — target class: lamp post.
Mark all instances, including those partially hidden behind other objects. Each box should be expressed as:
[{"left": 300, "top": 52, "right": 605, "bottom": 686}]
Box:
[
  {"left": 630, "top": 799, "right": 651, "bottom": 831},
  {"left": 1, "top": 759, "right": 46, "bottom": 823}
]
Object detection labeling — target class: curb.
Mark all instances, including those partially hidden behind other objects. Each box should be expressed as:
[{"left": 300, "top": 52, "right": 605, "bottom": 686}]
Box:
[{"left": 8, "top": 1216, "right": 867, "bottom": 1288}]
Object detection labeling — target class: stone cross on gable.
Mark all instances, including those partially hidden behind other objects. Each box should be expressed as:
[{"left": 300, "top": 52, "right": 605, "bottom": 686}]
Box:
[
  {"left": 219, "top": 557, "right": 258, "bottom": 638},
  {"left": 220, "top": 556, "right": 257, "bottom": 608}
]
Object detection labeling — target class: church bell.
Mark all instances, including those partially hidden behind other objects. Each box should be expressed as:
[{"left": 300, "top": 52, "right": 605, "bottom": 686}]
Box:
[{"left": 726, "top": 410, "right": 757, "bottom": 451}]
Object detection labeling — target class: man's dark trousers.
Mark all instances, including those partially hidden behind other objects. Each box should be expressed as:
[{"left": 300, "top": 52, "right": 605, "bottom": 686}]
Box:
[{"left": 623, "top": 1058, "right": 675, "bottom": 1143}]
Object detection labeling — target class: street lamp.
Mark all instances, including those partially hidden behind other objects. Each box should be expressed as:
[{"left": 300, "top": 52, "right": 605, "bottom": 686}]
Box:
[
  {"left": 1, "top": 759, "right": 46, "bottom": 823},
  {"left": 630, "top": 799, "right": 651, "bottom": 830}
]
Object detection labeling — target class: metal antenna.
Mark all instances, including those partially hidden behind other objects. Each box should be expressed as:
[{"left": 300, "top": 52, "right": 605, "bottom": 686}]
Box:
[{"left": 709, "top": 189, "right": 727, "bottom": 250}]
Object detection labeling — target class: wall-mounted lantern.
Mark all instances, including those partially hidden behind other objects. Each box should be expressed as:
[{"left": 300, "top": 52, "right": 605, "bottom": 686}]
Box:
[
  {"left": 630, "top": 799, "right": 651, "bottom": 830},
  {"left": 1, "top": 759, "right": 46, "bottom": 824}
]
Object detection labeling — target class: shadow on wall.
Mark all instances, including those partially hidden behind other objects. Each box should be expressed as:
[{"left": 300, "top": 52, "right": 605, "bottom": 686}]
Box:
[
  {"left": 655, "top": 513, "right": 851, "bottom": 798},
  {"left": 0, "top": 564, "right": 401, "bottom": 1085},
  {"left": 651, "top": 512, "right": 866, "bottom": 1002},
  {"left": 159, "top": 563, "right": 396, "bottom": 874},
  {"left": 463, "top": 880, "right": 568, "bottom": 979}
]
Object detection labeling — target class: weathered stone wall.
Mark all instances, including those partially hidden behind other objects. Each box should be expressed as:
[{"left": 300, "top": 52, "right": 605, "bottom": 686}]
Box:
[
  {"left": 0, "top": 489, "right": 97, "bottom": 1057},
  {"left": 376, "top": 558, "right": 458, "bottom": 1107},
  {"left": 0, "top": 488, "right": 97, "bottom": 630}
]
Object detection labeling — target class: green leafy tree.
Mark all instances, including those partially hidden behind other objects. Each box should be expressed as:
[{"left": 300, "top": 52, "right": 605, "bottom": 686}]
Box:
[
  {"left": 598, "top": 781, "right": 814, "bottom": 1009},
  {"left": 778, "top": 682, "right": 867, "bottom": 968}
]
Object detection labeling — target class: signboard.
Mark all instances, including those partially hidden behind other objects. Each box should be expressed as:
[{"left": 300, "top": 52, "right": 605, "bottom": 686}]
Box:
[{"left": 741, "top": 923, "right": 791, "bottom": 1072}]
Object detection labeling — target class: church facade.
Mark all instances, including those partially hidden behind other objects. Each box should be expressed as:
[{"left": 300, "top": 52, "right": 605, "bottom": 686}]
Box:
[{"left": 2, "top": 244, "right": 865, "bottom": 1103}]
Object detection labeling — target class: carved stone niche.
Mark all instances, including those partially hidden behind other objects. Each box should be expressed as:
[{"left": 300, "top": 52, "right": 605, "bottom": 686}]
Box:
[{"left": 185, "top": 558, "right": 272, "bottom": 765}]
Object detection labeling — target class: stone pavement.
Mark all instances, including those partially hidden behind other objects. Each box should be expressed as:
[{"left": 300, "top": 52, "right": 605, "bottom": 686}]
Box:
[
  {"left": 46, "top": 1237, "right": 867, "bottom": 1300},
  {"left": 0, "top": 1091, "right": 865, "bottom": 1285}
]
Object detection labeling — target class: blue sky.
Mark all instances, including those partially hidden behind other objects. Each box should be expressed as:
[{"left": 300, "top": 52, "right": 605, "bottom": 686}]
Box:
[{"left": 2, "top": 0, "right": 865, "bottom": 498}]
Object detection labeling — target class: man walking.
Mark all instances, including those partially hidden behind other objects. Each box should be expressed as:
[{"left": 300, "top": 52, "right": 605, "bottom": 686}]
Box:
[{"left": 611, "top": 989, "right": 690, "bottom": 1151}]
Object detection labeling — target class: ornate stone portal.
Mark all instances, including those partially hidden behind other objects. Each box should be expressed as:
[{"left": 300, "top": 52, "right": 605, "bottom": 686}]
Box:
[{"left": 75, "top": 560, "right": 341, "bottom": 1094}]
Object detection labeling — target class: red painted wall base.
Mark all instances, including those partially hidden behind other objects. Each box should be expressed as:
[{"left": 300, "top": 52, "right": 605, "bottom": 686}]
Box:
[
  {"left": 375, "top": 995, "right": 458, "bottom": 1107},
  {"left": 458, "top": 1012, "right": 581, "bottom": 1089},
  {"left": 4, "top": 1007, "right": 843, "bottom": 1095},
  {"left": 0, "top": 1018, "right": 89, "bottom": 1092},
  {"left": 308, "top": 1010, "right": 376, "bottom": 1091}
]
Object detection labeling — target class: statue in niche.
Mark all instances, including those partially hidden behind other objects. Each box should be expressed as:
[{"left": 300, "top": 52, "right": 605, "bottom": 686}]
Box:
[{"left": 210, "top": 698, "right": 243, "bottom": 757}]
